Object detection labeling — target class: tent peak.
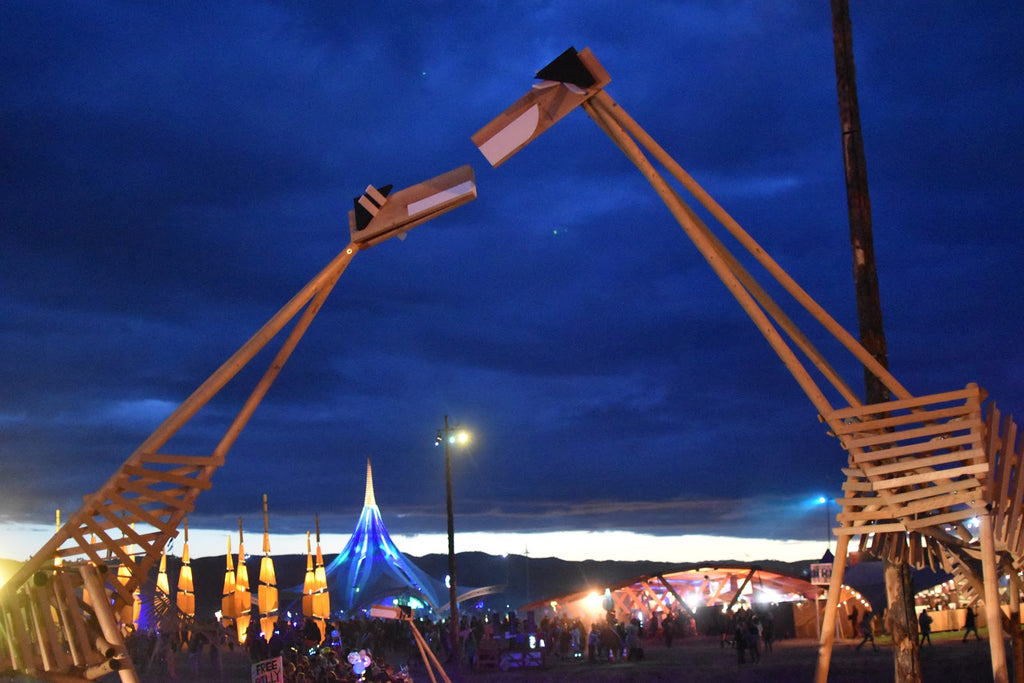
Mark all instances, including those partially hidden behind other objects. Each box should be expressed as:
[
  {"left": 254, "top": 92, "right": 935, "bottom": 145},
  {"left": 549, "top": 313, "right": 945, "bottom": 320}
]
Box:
[{"left": 364, "top": 458, "right": 377, "bottom": 508}]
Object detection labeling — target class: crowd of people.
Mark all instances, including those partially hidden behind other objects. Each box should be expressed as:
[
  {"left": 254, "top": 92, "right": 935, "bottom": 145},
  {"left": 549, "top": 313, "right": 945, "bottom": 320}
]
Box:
[{"left": 120, "top": 603, "right": 799, "bottom": 680}]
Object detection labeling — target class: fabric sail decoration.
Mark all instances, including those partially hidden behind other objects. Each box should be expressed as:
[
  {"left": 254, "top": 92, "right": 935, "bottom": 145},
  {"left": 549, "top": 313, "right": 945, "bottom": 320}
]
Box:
[
  {"left": 302, "top": 531, "right": 316, "bottom": 620},
  {"left": 176, "top": 518, "right": 195, "bottom": 618},
  {"left": 155, "top": 547, "right": 171, "bottom": 616},
  {"left": 235, "top": 518, "right": 252, "bottom": 643},
  {"left": 258, "top": 494, "right": 278, "bottom": 638},
  {"left": 312, "top": 514, "right": 330, "bottom": 640},
  {"left": 221, "top": 535, "right": 237, "bottom": 630}
]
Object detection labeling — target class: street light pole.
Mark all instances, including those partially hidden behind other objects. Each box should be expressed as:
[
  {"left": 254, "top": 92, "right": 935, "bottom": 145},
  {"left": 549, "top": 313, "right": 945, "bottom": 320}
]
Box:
[
  {"left": 443, "top": 415, "right": 459, "bottom": 662},
  {"left": 437, "top": 415, "right": 469, "bottom": 665}
]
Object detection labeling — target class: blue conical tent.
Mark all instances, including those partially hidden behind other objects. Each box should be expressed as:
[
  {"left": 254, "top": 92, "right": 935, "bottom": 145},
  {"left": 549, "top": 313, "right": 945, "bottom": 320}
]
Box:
[{"left": 323, "top": 460, "right": 446, "bottom": 613}]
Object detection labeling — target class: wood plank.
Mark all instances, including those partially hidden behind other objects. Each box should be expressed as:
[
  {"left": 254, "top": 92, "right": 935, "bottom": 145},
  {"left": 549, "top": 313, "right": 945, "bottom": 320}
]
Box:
[
  {"left": 53, "top": 572, "right": 91, "bottom": 668},
  {"left": 834, "top": 522, "right": 907, "bottom": 536},
  {"left": 845, "top": 420, "right": 981, "bottom": 450},
  {"left": 5, "top": 594, "right": 39, "bottom": 673},
  {"left": 139, "top": 452, "right": 223, "bottom": 467},
  {"left": 825, "top": 386, "right": 979, "bottom": 422},
  {"left": 837, "top": 488, "right": 980, "bottom": 522},
  {"left": 80, "top": 517, "right": 136, "bottom": 573},
  {"left": 992, "top": 412, "right": 1015, "bottom": 537},
  {"left": 831, "top": 403, "right": 979, "bottom": 437},
  {"left": 98, "top": 509, "right": 148, "bottom": 548},
  {"left": 28, "top": 582, "right": 68, "bottom": 673},
  {"left": 872, "top": 478, "right": 980, "bottom": 505},
  {"left": 903, "top": 508, "right": 981, "bottom": 530},
  {"left": 122, "top": 464, "right": 212, "bottom": 491},
  {"left": 106, "top": 492, "right": 177, "bottom": 536},
  {"left": 852, "top": 436, "right": 981, "bottom": 463},
  {"left": 894, "top": 489, "right": 983, "bottom": 517},
  {"left": 871, "top": 464, "right": 988, "bottom": 490},
  {"left": 863, "top": 449, "right": 983, "bottom": 477},
  {"left": 1003, "top": 427, "right": 1024, "bottom": 552},
  {"left": 117, "top": 478, "right": 190, "bottom": 509},
  {"left": 66, "top": 528, "right": 109, "bottom": 567},
  {"left": 836, "top": 509, "right": 899, "bottom": 523}
]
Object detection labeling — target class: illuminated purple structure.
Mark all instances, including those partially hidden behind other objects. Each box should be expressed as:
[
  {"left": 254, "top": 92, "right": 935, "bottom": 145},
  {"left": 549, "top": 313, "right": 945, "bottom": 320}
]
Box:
[{"left": 323, "top": 460, "right": 446, "bottom": 613}]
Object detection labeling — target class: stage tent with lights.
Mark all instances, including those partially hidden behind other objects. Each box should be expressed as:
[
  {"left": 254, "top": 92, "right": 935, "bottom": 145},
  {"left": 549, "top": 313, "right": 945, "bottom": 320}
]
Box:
[
  {"left": 321, "top": 460, "right": 448, "bottom": 614},
  {"left": 521, "top": 564, "right": 876, "bottom": 639}
]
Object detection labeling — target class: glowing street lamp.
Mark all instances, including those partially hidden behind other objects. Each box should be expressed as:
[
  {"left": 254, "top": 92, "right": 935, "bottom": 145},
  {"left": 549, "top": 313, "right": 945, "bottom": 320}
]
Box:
[{"left": 435, "top": 415, "right": 471, "bottom": 663}]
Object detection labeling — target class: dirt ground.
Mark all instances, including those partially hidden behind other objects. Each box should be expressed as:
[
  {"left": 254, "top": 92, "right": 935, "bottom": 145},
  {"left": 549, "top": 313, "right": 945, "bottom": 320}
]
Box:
[{"left": 122, "top": 627, "right": 1003, "bottom": 682}]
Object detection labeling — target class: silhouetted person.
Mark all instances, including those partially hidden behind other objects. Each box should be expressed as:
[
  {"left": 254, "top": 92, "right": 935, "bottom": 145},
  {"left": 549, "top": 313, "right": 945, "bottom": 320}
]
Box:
[
  {"left": 855, "top": 611, "right": 877, "bottom": 652},
  {"left": 963, "top": 606, "right": 981, "bottom": 642},
  {"left": 735, "top": 617, "right": 748, "bottom": 664},
  {"left": 761, "top": 612, "right": 774, "bottom": 655},
  {"left": 919, "top": 609, "right": 933, "bottom": 646}
]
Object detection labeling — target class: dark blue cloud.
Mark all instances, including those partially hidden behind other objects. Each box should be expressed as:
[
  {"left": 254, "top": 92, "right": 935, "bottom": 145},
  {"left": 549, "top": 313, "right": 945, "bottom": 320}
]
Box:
[{"left": 1, "top": 1, "right": 1021, "bottom": 552}]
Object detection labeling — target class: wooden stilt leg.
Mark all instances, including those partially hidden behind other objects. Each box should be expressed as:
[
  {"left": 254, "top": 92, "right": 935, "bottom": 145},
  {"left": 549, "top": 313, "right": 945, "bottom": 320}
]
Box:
[
  {"left": 27, "top": 582, "right": 68, "bottom": 673},
  {"left": 406, "top": 617, "right": 451, "bottom": 683},
  {"left": 79, "top": 565, "right": 139, "bottom": 683},
  {"left": 52, "top": 571, "right": 91, "bottom": 668},
  {"left": 980, "top": 512, "right": 1009, "bottom": 683},
  {"left": 1009, "top": 571, "right": 1023, "bottom": 683},
  {"left": 816, "top": 533, "right": 851, "bottom": 683}
]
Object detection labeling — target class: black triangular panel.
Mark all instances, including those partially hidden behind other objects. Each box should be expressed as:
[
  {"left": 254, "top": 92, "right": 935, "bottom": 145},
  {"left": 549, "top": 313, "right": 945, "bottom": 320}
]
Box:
[
  {"left": 535, "top": 46, "right": 595, "bottom": 88},
  {"left": 352, "top": 184, "right": 393, "bottom": 231}
]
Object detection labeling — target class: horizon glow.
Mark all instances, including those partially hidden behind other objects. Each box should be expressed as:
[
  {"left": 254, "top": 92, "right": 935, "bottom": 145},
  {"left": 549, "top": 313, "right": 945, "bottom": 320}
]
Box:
[{"left": 0, "top": 522, "right": 828, "bottom": 568}]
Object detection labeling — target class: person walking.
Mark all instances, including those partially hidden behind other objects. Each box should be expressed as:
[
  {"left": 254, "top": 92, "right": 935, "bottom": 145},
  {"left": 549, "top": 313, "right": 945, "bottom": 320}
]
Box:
[
  {"left": 962, "top": 606, "right": 982, "bottom": 642},
  {"left": 855, "top": 611, "right": 877, "bottom": 652},
  {"left": 919, "top": 608, "right": 933, "bottom": 646}
]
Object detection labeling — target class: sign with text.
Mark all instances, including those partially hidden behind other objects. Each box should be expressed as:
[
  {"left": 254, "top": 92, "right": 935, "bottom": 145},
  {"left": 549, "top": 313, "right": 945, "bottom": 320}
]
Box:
[
  {"left": 252, "top": 656, "right": 282, "bottom": 683},
  {"left": 810, "top": 563, "right": 833, "bottom": 586}
]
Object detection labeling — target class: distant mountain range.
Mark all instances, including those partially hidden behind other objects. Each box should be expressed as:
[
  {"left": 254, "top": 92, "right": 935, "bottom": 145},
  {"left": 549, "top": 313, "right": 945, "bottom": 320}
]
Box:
[{"left": 1, "top": 552, "right": 817, "bottom": 619}]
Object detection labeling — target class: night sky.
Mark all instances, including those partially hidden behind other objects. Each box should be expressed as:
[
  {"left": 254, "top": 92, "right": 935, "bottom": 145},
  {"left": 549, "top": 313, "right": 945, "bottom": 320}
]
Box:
[{"left": 1, "top": 2, "right": 1021, "bottom": 560}]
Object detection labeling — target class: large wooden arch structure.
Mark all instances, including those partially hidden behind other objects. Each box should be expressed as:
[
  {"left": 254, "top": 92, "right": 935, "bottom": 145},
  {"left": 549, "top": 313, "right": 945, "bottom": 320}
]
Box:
[{"left": 1, "top": 47, "right": 1020, "bottom": 683}]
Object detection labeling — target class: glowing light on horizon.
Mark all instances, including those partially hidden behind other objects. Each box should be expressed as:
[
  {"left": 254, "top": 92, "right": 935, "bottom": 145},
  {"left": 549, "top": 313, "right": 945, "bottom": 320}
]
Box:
[{"left": 0, "top": 523, "right": 832, "bottom": 566}]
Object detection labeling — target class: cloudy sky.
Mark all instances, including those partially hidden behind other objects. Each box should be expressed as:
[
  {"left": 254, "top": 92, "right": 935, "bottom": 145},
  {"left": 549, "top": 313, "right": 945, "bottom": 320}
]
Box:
[{"left": 2, "top": 2, "right": 1021, "bottom": 563}]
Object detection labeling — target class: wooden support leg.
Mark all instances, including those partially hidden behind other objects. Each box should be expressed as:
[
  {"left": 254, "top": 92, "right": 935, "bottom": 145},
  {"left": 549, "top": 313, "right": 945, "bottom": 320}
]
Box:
[
  {"left": 1009, "top": 570, "right": 1023, "bottom": 683},
  {"left": 27, "top": 581, "right": 69, "bottom": 673},
  {"left": 980, "top": 512, "right": 1009, "bottom": 683},
  {"left": 6, "top": 593, "right": 39, "bottom": 674},
  {"left": 79, "top": 565, "right": 139, "bottom": 683},
  {"left": 1, "top": 600, "right": 27, "bottom": 672},
  {"left": 406, "top": 617, "right": 451, "bottom": 683},
  {"left": 815, "top": 533, "right": 851, "bottom": 683},
  {"left": 53, "top": 571, "right": 91, "bottom": 668}
]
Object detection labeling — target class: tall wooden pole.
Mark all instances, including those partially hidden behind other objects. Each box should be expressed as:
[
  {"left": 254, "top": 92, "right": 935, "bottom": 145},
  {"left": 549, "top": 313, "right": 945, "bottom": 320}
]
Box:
[{"left": 830, "top": 1, "right": 920, "bottom": 681}]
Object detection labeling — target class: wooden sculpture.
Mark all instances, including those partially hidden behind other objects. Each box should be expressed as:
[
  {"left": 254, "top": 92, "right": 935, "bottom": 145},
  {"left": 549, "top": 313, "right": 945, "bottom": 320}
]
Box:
[
  {"left": 0, "top": 167, "right": 474, "bottom": 680},
  {"left": 473, "top": 46, "right": 1017, "bottom": 683}
]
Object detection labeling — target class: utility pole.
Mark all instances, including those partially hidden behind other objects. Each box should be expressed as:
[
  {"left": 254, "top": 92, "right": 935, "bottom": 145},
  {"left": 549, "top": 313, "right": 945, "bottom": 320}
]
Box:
[{"left": 830, "top": 1, "right": 921, "bottom": 680}]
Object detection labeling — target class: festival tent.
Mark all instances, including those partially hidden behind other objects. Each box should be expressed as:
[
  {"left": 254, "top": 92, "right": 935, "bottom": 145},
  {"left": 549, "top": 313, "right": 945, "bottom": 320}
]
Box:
[
  {"left": 520, "top": 564, "right": 862, "bottom": 638},
  {"left": 321, "top": 459, "right": 448, "bottom": 613}
]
